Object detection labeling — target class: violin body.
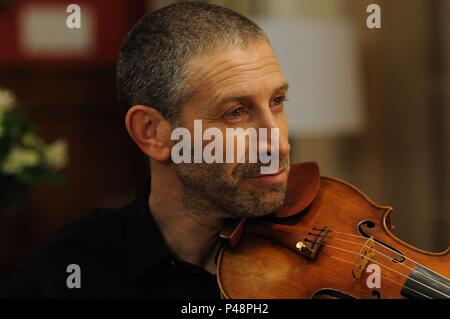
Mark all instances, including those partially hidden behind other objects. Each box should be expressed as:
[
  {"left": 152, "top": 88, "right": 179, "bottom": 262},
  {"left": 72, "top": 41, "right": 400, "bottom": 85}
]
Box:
[{"left": 217, "top": 163, "right": 450, "bottom": 299}]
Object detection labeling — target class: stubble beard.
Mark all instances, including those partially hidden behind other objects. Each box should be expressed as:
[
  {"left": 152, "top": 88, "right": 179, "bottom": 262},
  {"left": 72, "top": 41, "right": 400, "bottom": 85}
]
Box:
[{"left": 176, "top": 160, "right": 289, "bottom": 219}]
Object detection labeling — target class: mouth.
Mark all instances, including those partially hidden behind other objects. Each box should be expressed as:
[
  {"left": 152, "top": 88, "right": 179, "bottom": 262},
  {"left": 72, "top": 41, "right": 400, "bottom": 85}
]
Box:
[{"left": 245, "top": 168, "right": 288, "bottom": 185}]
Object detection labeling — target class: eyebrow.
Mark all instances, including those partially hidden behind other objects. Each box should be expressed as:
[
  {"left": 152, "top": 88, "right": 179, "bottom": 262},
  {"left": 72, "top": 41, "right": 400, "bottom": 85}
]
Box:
[{"left": 213, "top": 82, "right": 289, "bottom": 108}]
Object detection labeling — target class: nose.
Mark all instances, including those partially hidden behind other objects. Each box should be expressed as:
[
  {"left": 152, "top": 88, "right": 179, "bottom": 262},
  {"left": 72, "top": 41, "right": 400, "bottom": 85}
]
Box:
[
  {"left": 278, "top": 133, "right": 291, "bottom": 163},
  {"left": 257, "top": 110, "right": 290, "bottom": 163}
]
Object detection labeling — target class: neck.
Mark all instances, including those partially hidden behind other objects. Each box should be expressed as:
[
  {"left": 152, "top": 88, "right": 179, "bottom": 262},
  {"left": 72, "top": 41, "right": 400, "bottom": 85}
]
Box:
[{"left": 148, "top": 165, "right": 225, "bottom": 274}]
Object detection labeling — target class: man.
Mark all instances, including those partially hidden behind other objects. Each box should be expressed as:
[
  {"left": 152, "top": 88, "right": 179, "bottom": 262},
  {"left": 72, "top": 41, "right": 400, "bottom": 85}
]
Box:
[{"left": 5, "top": 1, "right": 291, "bottom": 298}]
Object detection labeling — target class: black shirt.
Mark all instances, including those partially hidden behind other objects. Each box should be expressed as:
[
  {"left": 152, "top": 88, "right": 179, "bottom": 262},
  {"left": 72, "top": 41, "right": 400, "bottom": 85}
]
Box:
[{"left": 3, "top": 186, "right": 221, "bottom": 299}]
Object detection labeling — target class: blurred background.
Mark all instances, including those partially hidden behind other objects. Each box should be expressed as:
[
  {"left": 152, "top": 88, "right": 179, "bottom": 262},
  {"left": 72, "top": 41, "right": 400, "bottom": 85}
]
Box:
[{"left": 0, "top": 0, "right": 448, "bottom": 288}]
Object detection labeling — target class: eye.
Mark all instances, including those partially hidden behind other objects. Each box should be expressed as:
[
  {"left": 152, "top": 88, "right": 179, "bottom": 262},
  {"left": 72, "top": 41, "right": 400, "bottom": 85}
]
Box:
[
  {"left": 226, "top": 106, "right": 249, "bottom": 118},
  {"left": 271, "top": 95, "right": 288, "bottom": 108}
]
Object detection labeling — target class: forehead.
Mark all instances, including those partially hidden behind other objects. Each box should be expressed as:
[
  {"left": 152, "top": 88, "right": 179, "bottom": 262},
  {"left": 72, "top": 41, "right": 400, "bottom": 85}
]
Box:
[{"left": 185, "top": 41, "right": 286, "bottom": 104}]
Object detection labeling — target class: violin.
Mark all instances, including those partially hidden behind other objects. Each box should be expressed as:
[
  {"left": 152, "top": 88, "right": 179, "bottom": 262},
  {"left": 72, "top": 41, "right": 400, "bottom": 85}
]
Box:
[{"left": 217, "top": 162, "right": 450, "bottom": 299}]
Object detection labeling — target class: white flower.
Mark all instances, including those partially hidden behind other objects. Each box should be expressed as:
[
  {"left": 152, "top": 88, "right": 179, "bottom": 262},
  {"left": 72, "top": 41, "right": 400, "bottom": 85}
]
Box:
[
  {"left": 22, "top": 132, "right": 44, "bottom": 148},
  {"left": 1, "top": 146, "right": 40, "bottom": 175},
  {"left": 0, "top": 88, "right": 16, "bottom": 116},
  {"left": 44, "top": 139, "right": 69, "bottom": 170}
]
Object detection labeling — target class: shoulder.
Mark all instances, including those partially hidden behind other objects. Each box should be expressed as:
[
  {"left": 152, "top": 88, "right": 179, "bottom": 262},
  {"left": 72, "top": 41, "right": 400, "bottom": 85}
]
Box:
[
  {"left": 8, "top": 199, "right": 139, "bottom": 298},
  {"left": 34, "top": 202, "right": 133, "bottom": 262}
]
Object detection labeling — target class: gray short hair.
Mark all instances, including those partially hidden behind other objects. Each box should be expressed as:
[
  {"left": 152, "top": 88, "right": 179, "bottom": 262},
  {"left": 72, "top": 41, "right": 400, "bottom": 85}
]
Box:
[{"left": 116, "top": 1, "right": 268, "bottom": 122}]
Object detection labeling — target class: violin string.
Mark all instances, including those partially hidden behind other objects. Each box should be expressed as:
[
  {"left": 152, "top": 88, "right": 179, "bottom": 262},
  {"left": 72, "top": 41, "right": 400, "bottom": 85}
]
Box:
[
  {"left": 329, "top": 229, "right": 450, "bottom": 282},
  {"left": 308, "top": 240, "right": 450, "bottom": 298},
  {"left": 320, "top": 251, "right": 432, "bottom": 299},
  {"left": 303, "top": 225, "right": 449, "bottom": 283},
  {"left": 318, "top": 241, "right": 450, "bottom": 298},
  {"left": 311, "top": 233, "right": 450, "bottom": 290}
]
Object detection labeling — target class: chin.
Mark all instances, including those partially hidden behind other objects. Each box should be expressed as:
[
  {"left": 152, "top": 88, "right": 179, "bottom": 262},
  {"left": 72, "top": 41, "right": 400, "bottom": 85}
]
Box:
[
  {"left": 220, "top": 181, "right": 287, "bottom": 218},
  {"left": 252, "top": 187, "right": 287, "bottom": 216}
]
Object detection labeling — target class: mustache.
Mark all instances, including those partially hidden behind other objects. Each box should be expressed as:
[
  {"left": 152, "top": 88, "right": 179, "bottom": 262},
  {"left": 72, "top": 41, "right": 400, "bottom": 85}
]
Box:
[{"left": 232, "top": 157, "right": 290, "bottom": 178}]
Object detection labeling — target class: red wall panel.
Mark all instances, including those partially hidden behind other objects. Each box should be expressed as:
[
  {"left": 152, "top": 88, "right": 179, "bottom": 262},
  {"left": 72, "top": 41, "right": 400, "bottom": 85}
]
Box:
[{"left": 0, "top": 0, "right": 145, "bottom": 65}]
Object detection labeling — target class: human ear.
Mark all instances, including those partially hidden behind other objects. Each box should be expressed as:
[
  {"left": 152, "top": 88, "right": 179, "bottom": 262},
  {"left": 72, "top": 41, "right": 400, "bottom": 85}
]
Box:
[{"left": 125, "top": 105, "right": 172, "bottom": 162}]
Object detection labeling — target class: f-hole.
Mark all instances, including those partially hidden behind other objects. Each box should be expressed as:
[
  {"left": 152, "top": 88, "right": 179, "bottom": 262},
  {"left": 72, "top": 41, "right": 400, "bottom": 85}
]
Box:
[
  {"left": 372, "top": 290, "right": 381, "bottom": 299},
  {"left": 357, "top": 220, "right": 406, "bottom": 263}
]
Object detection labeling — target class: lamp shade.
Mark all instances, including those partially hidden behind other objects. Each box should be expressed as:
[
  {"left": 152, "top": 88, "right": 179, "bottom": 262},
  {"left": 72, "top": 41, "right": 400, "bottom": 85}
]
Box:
[{"left": 254, "top": 17, "right": 365, "bottom": 137}]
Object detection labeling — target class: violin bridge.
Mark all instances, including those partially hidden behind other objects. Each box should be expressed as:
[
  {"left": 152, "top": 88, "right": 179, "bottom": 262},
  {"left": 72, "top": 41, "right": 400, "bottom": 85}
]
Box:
[{"left": 352, "top": 236, "right": 376, "bottom": 280}]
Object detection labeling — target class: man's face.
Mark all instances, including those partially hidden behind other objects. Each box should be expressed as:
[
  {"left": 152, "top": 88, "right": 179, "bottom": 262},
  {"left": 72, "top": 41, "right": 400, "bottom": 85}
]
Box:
[{"left": 174, "top": 40, "right": 291, "bottom": 218}]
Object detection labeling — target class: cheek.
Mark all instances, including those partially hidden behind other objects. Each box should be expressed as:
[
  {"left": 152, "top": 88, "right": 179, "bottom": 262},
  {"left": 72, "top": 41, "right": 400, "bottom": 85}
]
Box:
[
  {"left": 225, "top": 162, "right": 239, "bottom": 177},
  {"left": 278, "top": 112, "right": 288, "bottom": 128},
  {"left": 224, "top": 163, "right": 249, "bottom": 187},
  {"left": 205, "top": 162, "right": 236, "bottom": 179},
  {"left": 277, "top": 113, "right": 289, "bottom": 137}
]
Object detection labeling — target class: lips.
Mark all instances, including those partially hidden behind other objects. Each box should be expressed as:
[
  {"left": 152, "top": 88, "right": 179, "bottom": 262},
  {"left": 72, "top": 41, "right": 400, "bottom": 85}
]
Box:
[
  {"left": 248, "top": 169, "right": 283, "bottom": 178},
  {"left": 247, "top": 167, "right": 287, "bottom": 179},
  {"left": 245, "top": 168, "right": 288, "bottom": 185}
]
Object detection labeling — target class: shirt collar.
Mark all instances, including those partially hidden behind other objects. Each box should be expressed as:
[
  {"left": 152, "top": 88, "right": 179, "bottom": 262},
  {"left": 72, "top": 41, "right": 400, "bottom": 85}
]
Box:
[{"left": 126, "top": 183, "right": 170, "bottom": 283}]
